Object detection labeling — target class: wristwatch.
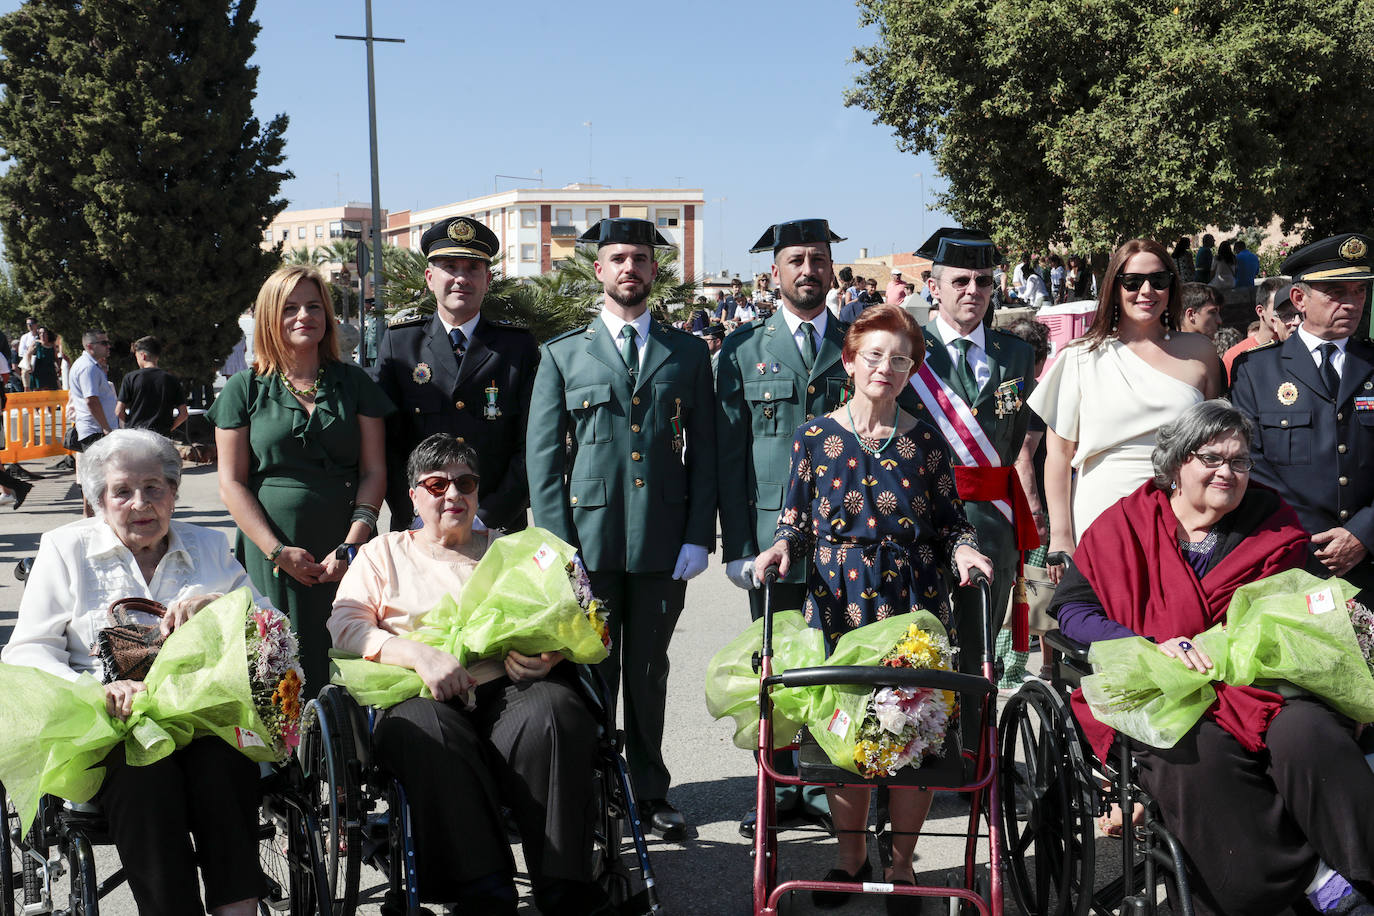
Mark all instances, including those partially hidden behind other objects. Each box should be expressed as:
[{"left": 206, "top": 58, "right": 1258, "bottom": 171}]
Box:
[{"left": 334, "top": 543, "right": 361, "bottom": 564}]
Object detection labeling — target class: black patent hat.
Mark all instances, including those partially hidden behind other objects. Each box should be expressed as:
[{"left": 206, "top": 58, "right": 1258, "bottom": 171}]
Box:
[
  {"left": 1281, "top": 233, "right": 1374, "bottom": 283},
  {"left": 749, "top": 218, "right": 845, "bottom": 254},
  {"left": 914, "top": 227, "right": 999, "bottom": 270},
  {"left": 421, "top": 217, "right": 500, "bottom": 263},
  {"left": 578, "top": 218, "right": 672, "bottom": 249}
]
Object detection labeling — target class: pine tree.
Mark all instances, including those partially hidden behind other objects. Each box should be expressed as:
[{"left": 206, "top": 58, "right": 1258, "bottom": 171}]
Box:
[{"left": 0, "top": 0, "right": 291, "bottom": 381}]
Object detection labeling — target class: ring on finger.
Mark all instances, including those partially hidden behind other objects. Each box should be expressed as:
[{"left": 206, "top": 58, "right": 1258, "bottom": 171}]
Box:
[{"left": 1178, "top": 640, "right": 1193, "bottom": 652}]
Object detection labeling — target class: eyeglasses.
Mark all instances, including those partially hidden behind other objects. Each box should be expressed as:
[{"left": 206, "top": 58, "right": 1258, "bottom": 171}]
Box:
[
  {"left": 1190, "top": 452, "right": 1253, "bottom": 473},
  {"left": 1117, "top": 271, "right": 1173, "bottom": 292},
  {"left": 947, "top": 275, "right": 997, "bottom": 290},
  {"left": 857, "top": 349, "right": 916, "bottom": 373},
  {"left": 416, "top": 473, "right": 480, "bottom": 496}
]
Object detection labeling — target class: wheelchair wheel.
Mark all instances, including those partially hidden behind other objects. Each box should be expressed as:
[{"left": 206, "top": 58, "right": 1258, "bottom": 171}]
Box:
[
  {"left": 3, "top": 795, "right": 50, "bottom": 916},
  {"left": 301, "top": 687, "right": 362, "bottom": 915},
  {"left": 590, "top": 765, "right": 631, "bottom": 907},
  {"left": 65, "top": 831, "right": 98, "bottom": 916},
  {"left": 258, "top": 790, "right": 296, "bottom": 914},
  {"left": 999, "top": 679, "right": 1095, "bottom": 916}
]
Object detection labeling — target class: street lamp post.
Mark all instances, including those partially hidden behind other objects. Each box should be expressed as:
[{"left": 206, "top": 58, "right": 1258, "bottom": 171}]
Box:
[{"left": 336, "top": 0, "right": 404, "bottom": 321}]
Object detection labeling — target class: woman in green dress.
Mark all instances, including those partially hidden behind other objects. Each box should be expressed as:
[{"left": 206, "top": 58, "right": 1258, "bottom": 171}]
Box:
[{"left": 210, "top": 266, "right": 393, "bottom": 695}]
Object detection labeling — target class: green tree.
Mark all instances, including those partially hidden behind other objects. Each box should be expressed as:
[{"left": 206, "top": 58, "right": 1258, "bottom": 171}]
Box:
[
  {"left": 0, "top": 0, "right": 289, "bottom": 381},
  {"left": 846, "top": 0, "right": 1374, "bottom": 251},
  {"left": 282, "top": 246, "right": 327, "bottom": 267}
]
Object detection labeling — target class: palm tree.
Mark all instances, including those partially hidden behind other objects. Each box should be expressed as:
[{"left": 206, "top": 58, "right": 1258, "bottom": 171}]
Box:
[{"left": 281, "top": 246, "right": 326, "bottom": 267}]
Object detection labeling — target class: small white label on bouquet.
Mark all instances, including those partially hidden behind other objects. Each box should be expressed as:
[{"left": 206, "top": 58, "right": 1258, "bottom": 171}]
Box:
[
  {"left": 1306, "top": 587, "right": 1337, "bottom": 615},
  {"left": 826, "top": 708, "right": 851, "bottom": 736},
  {"left": 235, "top": 727, "right": 265, "bottom": 749},
  {"left": 532, "top": 544, "right": 557, "bottom": 571}
]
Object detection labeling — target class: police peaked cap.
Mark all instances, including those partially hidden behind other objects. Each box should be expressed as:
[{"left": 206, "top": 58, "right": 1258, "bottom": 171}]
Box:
[
  {"left": 421, "top": 217, "right": 500, "bottom": 263},
  {"left": 1281, "top": 233, "right": 1374, "bottom": 283},
  {"left": 578, "top": 218, "right": 672, "bottom": 249},
  {"left": 749, "top": 218, "right": 846, "bottom": 254},
  {"left": 915, "top": 227, "right": 999, "bottom": 270}
]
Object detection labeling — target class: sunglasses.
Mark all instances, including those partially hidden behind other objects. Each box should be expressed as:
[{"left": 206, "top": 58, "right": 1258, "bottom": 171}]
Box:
[
  {"left": 948, "top": 275, "right": 997, "bottom": 290},
  {"left": 1117, "top": 271, "right": 1173, "bottom": 292},
  {"left": 416, "top": 473, "right": 480, "bottom": 497}
]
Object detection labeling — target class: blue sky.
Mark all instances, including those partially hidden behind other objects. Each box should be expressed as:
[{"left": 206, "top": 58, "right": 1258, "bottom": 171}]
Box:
[{"left": 4, "top": 0, "right": 953, "bottom": 279}]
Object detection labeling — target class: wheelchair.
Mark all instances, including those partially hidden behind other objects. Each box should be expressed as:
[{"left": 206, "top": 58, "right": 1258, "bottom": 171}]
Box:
[
  {"left": 301, "top": 664, "right": 663, "bottom": 916},
  {"left": 0, "top": 757, "right": 333, "bottom": 916},
  {"left": 997, "top": 628, "right": 1195, "bottom": 916},
  {"left": 751, "top": 570, "right": 1005, "bottom": 915}
]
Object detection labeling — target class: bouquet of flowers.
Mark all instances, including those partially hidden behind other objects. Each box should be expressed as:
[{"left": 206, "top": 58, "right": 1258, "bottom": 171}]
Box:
[
  {"left": 1347, "top": 598, "right": 1374, "bottom": 677},
  {"left": 1082, "top": 569, "right": 1374, "bottom": 749},
  {"left": 705, "top": 610, "right": 959, "bottom": 776},
  {"left": 851, "top": 621, "right": 957, "bottom": 777},
  {"left": 248, "top": 607, "right": 305, "bottom": 758},
  {"left": 332, "top": 528, "right": 611, "bottom": 708},
  {"left": 0, "top": 589, "right": 302, "bottom": 832}
]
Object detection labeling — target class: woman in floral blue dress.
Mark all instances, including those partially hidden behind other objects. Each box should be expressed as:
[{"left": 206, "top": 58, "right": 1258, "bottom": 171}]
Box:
[{"left": 756, "top": 303, "right": 991, "bottom": 911}]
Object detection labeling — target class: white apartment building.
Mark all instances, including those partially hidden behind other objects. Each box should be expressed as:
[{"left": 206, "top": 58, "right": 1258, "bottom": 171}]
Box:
[{"left": 383, "top": 185, "right": 705, "bottom": 281}]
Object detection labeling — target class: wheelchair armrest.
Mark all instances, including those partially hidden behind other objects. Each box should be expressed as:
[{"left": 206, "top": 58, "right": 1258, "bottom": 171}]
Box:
[
  {"left": 764, "top": 665, "right": 993, "bottom": 699},
  {"left": 1043, "top": 630, "right": 1091, "bottom": 663}
]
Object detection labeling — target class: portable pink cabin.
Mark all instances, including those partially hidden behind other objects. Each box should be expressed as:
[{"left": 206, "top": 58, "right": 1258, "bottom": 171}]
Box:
[{"left": 1034, "top": 299, "right": 1098, "bottom": 380}]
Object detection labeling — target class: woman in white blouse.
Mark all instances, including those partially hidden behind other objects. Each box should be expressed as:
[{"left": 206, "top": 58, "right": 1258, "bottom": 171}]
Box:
[{"left": 3, "top": 429, "right": 270, "bottom": 916}]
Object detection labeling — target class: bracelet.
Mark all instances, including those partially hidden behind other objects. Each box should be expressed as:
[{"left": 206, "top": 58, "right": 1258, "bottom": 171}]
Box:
[
  {"left": 354, "top": 501, "right": 380, "bottom": 513},
  {"left": 350, "top": 506, "right": 379, "bottom": 530},
  {"left": 267, "top": 543, "right": 286, "bottom": 563}
]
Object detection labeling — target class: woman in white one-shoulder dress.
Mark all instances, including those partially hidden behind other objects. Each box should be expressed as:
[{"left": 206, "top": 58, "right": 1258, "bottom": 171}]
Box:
[{"left": 1028, "top": 238, "right": 1222, "bottom": 580}]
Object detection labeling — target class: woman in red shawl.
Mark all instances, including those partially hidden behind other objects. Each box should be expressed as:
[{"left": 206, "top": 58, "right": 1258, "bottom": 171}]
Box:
[{"left": 1051, "top": 400, "right": 1374, "bottom": 916}]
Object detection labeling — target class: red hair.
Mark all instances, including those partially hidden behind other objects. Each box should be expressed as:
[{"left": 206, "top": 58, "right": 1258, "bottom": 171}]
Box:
[{"left": 842, "top": 303, "right": 926, "bottom": 369}]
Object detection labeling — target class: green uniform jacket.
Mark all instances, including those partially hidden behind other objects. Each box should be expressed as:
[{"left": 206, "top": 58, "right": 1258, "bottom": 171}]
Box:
[
  {"left": 528, "top": 315, "right": 718, "bottom": 573},
  {"left": 920, "top": 322, "right": 1037, "bottom": 562},
  {"left": 715, "top": 312, "right": 852, "bottom": 565}
]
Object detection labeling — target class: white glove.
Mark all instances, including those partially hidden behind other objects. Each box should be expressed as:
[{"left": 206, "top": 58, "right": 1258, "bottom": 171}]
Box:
[
  {"left": 672, "top": 544, "right": 709, "bottom": 581},
  {"left": 726, "top": 557, "right": 757, "bottom": 590}
]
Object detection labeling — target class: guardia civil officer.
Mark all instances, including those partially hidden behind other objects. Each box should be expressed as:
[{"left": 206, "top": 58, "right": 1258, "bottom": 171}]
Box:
[
  {"left": 527, "top": 218, "right": 717, "bottom": 840},
  {"left": 1231, "top": 232, "right": 1374, "bottom": 593},
  {"left": 914, "top": 228, "right": 1037, "bottom": 749},
  {"left": 371, "top": 217, "right": 540, "bottom": 533}
]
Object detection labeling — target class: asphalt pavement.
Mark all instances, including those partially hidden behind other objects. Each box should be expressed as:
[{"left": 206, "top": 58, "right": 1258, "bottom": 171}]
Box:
[{"left": 0, "top": 454, "right": 1112, "bottom": 916}]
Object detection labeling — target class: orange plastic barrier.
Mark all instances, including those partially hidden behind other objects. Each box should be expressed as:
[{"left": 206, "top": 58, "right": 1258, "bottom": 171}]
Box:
[{"left": 1, "top": 390, "right": 74, "bottom": 463}]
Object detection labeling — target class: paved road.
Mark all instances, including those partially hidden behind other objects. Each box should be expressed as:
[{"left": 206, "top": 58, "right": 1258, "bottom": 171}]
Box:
[{"left": 0, "top": 456, "right": 1118, "bottom": 916}]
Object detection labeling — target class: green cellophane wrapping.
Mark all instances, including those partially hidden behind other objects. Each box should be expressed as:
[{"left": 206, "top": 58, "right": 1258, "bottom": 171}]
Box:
[
  {"left": 704, "top": 611, "right": 825, "bottom": 750},
  {"left": 1081, "top": 569, "right": 1374, "bottom": 749},
  {"left": 705, "top": 610, "right": 955, "bottom": 773},
  {"left": 331, "top": 528, "right": 610, "bottom": 708},
  {"left": 0, "top": 588, "right": 283, "bottom": 833}
]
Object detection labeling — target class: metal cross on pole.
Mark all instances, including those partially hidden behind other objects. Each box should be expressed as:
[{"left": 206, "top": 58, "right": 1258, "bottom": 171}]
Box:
[{"left": 336, "top": 0, "right": 403, "bottom": 323}]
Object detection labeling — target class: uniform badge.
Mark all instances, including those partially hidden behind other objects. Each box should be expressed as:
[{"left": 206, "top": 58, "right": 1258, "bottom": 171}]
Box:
[
  {"left": 448, "top": 219, "right": 475, "bottom": 243},
  {"left": 1340, "top": 236, "right": 1368, "bottom": 261},
  {"left": 993, "top": 378, "right": 1025, "bottom": 419},
  {"left": 756, "top": 362, "right": 767, "bottom": 375},
  {"left": 671, "top": 398, "right": 684, "bottom": 455},
  {"left": 412, "top": 363, "right": 433, "bottom": 385},
  {"left": 770, "top": 362, "right": 781, "bottom": 374},
  {"left": 483, "top": 381, "right": 501, "bottom": 419},
  {"left": 1355, "top": 396, "right": 1374, "bottom": 412},
  {"left": 1277, "top": 381, "right": 1299, "bottom": 405}
]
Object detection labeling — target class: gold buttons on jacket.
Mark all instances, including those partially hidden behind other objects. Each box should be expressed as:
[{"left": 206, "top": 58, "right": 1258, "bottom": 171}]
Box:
[
  {"left": 631, "top": 451, "right": 642, "bottom": 461},
  {"left": 807, "top": 385, "right": 816, "bottom": 394},
  {"left": 632, "top": 396, "right": 641, "bottom": 405},
  {"left": 455, "top": 437, "right": 464, "bottom": 444},
  {"left": 764, "top": 392, "right": 772, "bottom": 400},
  {"left": 1338, "top": 412, "right": 1345, "bottom": 421},
  {"left": 1340, "top": 476, "right": 1349, "bottom": 486},
  {"left": 1280, "top": 419, "right": 1289, "bottom": 427},
  {"left": 570, "top": 496, "right": 579, "bottom": 505},
  {"left": 1341, "top": 509, "right": 1351, "bottom": 520},
  {"left": 634, "top": 478, "right": 645, "bottom": 488},
  {"left": 582, "top": 399, "right": 590, "bottom": 408},
  {"left": 1340, "top": 444, "right": 1348, "bottom": 453},
  {"left": 456, "top": 401, "right": 465, "bottom": 410},
  {"left": 631, "top": 424, "right": 641, "bottom": 433}
]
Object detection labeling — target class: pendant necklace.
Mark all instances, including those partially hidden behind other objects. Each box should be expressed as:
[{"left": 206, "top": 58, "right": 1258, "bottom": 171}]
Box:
[
  {"left": 280, "top": 367, "right": 324, "bottom": 399},
  {"left": 846, "top": 400, "right": 900, "bottom": 456}
]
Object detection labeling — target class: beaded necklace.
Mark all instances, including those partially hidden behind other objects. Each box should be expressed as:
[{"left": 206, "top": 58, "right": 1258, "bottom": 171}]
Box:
[
  {"left": 845, "top": 400, "right": 900, "bottom": 456},
  {"left": 280, "top": 367, "right": 324, "bottom": 399}
]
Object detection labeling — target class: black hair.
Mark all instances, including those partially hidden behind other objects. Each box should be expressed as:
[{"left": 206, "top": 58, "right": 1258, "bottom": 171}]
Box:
[{"left": 406, "top": 433, "right": 480, "bottom": 485}]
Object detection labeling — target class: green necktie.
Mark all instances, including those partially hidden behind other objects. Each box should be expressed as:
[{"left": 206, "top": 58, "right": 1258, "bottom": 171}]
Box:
[
  {"left": 619, "top": 324, "right": 639, "bottom": 377},
  {"left": 953, "top": 338, "right": 978, "bottom": 402},
  {"left": 801, "top": 322, "right": 817, "bottom": 370}
]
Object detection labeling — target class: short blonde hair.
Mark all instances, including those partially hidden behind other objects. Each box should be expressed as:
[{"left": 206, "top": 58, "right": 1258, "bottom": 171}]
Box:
[{"left": 251, "top": 266, "right": 341, "bottom": 375}]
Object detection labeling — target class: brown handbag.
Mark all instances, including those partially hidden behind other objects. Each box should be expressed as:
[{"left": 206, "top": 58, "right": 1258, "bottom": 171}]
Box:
[{"left": 94, "top": 597, "right": 168, "bottom": 683}]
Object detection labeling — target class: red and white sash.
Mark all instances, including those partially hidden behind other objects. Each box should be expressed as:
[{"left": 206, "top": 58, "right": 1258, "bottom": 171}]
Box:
[{"left": 908, "top": 363, "right": 1013, "bottom": 523}]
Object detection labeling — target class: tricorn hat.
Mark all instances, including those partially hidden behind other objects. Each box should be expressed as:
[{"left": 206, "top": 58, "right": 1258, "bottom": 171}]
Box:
[
  {"left": 1281, "top": 233, "right": 1374, "bottom": 283},
  {"left": 749, "top": 218, "right": 845, "bottom": 254},
  {"left": 915, "top": 227, "right": 999, "bottom": 270},
  {"left": 421, "top": 217, "right": 500, "bottom": 263},
  {"left": 578, "top": 218, "right": 672, "bottom": 249}
]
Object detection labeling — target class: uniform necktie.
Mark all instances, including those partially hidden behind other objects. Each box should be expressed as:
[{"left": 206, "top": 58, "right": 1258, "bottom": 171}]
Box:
[
  {"left": 619, "top": 324, "right": 639, "bottom": 377},
  {"left": 801, "top": 322, "right": 817, "bottom": 370},
  {"left": 1321, "top": 341, "right": 1341, "bottom": 397},
  {"left": 953, "top": 338, "right": 978, "bottom": 402},
  {"left": 449, "top": 327, "right": 467, "bottom": 358}
]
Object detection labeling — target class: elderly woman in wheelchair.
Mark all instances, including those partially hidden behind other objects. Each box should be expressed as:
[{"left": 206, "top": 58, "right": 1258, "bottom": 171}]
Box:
[
  {"left": 2, "top": 429, "right": 272, "bottom": 916},
  {"left": 327, "top": 433, "right": 610, "bottom": 916},
  {"left": 1050, "top": 400, "right": 1374, "bottom": 916}
]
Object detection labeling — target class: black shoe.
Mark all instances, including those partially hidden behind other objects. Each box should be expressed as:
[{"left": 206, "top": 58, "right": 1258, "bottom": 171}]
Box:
[
  {"left": 886, "top": 880, "right": 924, "bottom": 915},
  {"left": 813, "top": 860, "right": 873, "bottom": 909},
  {"left": 12, "top": 480, "right": 31, "bottom": 510},
  {"left": 739, "top": 809, "right": 757, "bottom": 839},
  {"left": 640, "top": 798, "right": 686, "bottom": 841}
]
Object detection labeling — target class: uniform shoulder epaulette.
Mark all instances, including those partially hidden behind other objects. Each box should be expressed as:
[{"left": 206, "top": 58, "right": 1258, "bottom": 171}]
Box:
[
  {"left": 489, "top": 318, "right": 534, "bottom": 334},
  {"left": 546, "top": 324, "right": 590, "bottom": 344},
  {"left": 388, "top": 315, "right": 426, "bottom": 329},
  {"left": 1230, "top": 339, "right": 1278, "bottom": 369}
]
